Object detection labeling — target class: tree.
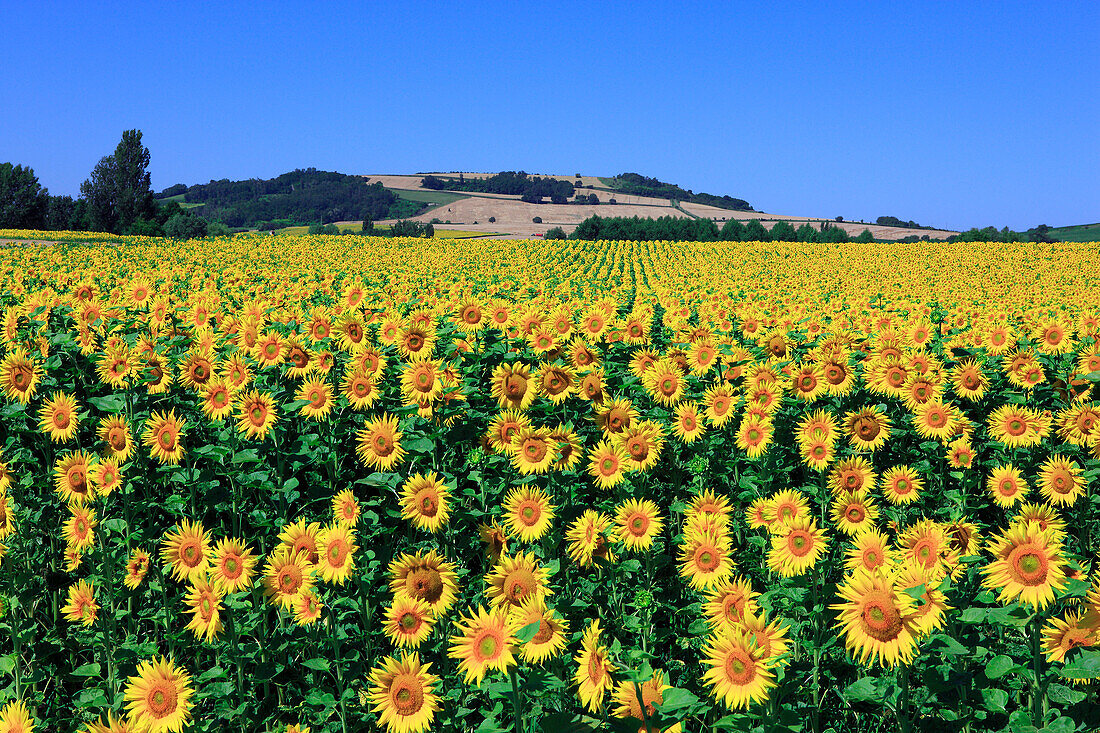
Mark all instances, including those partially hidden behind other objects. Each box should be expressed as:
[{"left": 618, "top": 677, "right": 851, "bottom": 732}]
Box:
[
  {"left": 855, "top": 229, "right": 874, "bottom": 243},
  {"left": 743, "top": 219, "right": 769, "bottom": 241},
  {"left": 532, "top": 216, "right": 543, "bottom": 224},
  {"left": 544, "top": 226, "right": 567, "bottom": 240},
  {"left": 770, "top": 221, "right": 797, "bottom": 241},
  {"left": 79, "top": 130, "right": 156, "bottom": 233},
  {"left": 795, "top": 223, "right": 818, "bottom": 242},
  {"left": 720, "top": 219, "right": 745, "bottom": 241},
  {"left": 0, "top": 163, "right": 49, "bottom": 229},
  {"left": 163, "top": 211, "right": 209, "bottom": 239}
]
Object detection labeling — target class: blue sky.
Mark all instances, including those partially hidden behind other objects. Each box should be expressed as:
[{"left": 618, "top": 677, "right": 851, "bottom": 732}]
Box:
[{"left": 2, "top": 1, "right": 1096, "bottom": 231}]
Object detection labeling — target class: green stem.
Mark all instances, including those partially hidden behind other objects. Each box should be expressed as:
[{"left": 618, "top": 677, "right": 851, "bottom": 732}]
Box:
[
  {"left": 327, "top": 616, "right": 349, "bottom": 733},
  {"left": 1031, "top": 617, "right": 1044, "bottom": 728},
  {"left": 509, "top": 665, "right": 525, "bottom": 733},
  {"left": 634, "top": 679, "right": 655, "bottom": 733},
  {"left": 899, "top": 664, "right": 911, "bottom": 733}
]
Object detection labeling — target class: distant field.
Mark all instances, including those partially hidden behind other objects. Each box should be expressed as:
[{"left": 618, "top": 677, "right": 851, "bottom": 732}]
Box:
[
  {"left": 158, "top": 193, "right": 204, "bottom": 209},
  {"left": 272, "top": 223, "right": 499, "bottom": 238},
  {"left": 392, "top": 189, "right": 470, "bottom": 206},
  {"left": 1049, "top": 222, "right": 1100, "bottom": 242}
]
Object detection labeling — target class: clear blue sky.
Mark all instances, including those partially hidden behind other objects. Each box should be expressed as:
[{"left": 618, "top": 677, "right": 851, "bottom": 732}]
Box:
[{"left": 2, "top": 1, "right": 1096, "bottom": 231}]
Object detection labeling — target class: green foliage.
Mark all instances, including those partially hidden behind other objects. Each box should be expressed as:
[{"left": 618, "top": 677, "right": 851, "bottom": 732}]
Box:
[
  {"left": 543, "top": 226, "right": 567, "bottom": 240},
  {"left": 0, "top": 162, "right": 50, "bottom": 228},
  {"left": 608, "top": 172, "right": 754, "bottom": 211},
  {"left": 163, "top": 211, "right": 209, "bottom": 239},
  {"left": 421, "top": 171, "right": 575, "bottom": 203}
]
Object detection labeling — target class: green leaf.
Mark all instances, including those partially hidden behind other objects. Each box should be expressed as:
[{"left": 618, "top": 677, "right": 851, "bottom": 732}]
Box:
[
  {"left": 652, "top": 687, "right": 700, "bottom": 716},
  {"left": 404, "top": 436, "right": 435, "bottom": 453},
  {"left": 301, "top": 658, "right": 330, "bottom": 671},
  {"left": 843, "top": 677, "right": 879, "bottom": 702},
  {"left": 231, "top": 449, "right": 261, "bottom": 464},
  {"left": 88, "top": 394, "right": 125, "bottom": 412},
  {"left": 1047, "top": 682, "right": 1086, "bottom": 705},
  {"left": 1060, "top": 649, "right": 1100, "bottom": 680},
  {"left": 985, "top": 655, "right": 1016, "bottom": 679},
  {"left": 72, "top": 662, "right": 102, "bottom": 677},
  {"left": 901, "top": 583, "right": 927, "bottom": 602},
  {"left": 515, "top": 620, "right": 542, "bottom": 644},
  {"left": 0, "top": 655, "right": 14, "bottom": 676},
  {"left": 980, "top": 687, "right": 1007, "bottom": 712}
]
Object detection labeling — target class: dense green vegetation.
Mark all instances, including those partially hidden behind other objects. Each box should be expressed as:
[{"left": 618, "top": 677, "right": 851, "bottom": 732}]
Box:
[
  {"left": 159, "top": 169, "right": 420, "bottom": 229},
  {"left": 568, "top": 214, "right": 867, "bottom": 242},
  {"left": 421, "top": 172, "right": 578, "bottom": 204},
  {"left": 603, "top": 172, "right": 754, "bottom": 211}
]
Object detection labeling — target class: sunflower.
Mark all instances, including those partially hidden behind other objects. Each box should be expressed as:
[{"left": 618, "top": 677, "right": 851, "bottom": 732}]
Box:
[
  {"left": 831, "top": 568, "right": 920, "bottom": 667},
  {"left": 356, "top": 414, "right": 406, "bottom": 471},
  {"left": 382, "top": 596, "right": 436, "bottom": 649},
  {"left": 891, "top": 560, "right": 950, "bottom": 636},
  {"left": 767, "top": 516, "right": 828, "bottom": 577},
  {"left": 799, "top": 438, "right": 835, "bottom": 472},
  {"left": 62, "top": 580, "right": 99, "bottom": 626},
  {"left": 142, "top": 410, "right": 186, "bottom": 465},
  {"left": 97, "top": 415, "right": 134, "bottom": 461},
  {"left": 577, "top": 368, "right": 606, "bottom": 404},
  {"left": 507, "top": 426, "right": 558, "bottom": 475},
  {"left": 479, "top": 520, "right": 510, "bottom": 564},
  {"left": 845, "top": 529, "right": 894, "bottom": 574},
  {"left": 1042, "top": 612, "right": 1099, "bottom": 663},
  {"left": 183, "top": 578, "right": 223, "bottom": 643},
  {"left": 701, "top": 629, "right": 775, "bottom": 710},
  {"left": 679, "top": 529, "right": 734, "bottom": 591},
  {"left": 125, "top": 548, "right": 151, "bottom": 589},
  {"left": 367, "top": 652, "right": 440, "bottom": 733},
  {"left": 89, "top": 457, "right": 121, "bottom": 498},
  {"left": 897, "top": 520, "right": 955, "bottom": 577},
  {"left": 210, "top": 538, "right": 258, "bottom": 595},
  {"left": 53, "top": 450, "right": 96, "bottom": 505},
  {"left": 1037, "top": 455, "right": 1087, "bottom": 507},
  {"left": 844, "top": 406, "right": 891, "bottom": 452},
  {"left": 448, "top": 606, "right": 517, "bottom": 686},
  {"left": 987, "top": 404, "right": 1049, "bottom": 448},
  {"left": 388, "top": 550, "right": 460, "bottom": 616},
  {"left": 831, "top": 491, "right": 879, "bottom": 536},
  {"left": 38, "top": 390, "right": 80, "bottom": 442},
  {"left": 235, "top": 389, "right": 277, "bottom": 440},
  {"left": 178, "top": 350, "right": 217, "bottom": 392},
  {"left": 0, "top": 348, "right": 40, "bottom": 403},
  {"left": 565, "top": 510, "right": 615, "bottom": 568},
  {"left": 317, "top": 524, "right": 357, "bottom": 585},
  {"left": 797, "top": 408, "right": 838, "bottom": 448},
  {"left": 490, "top": 362, "right": 536, "bottom": 411},
  {"left": 399, "top": 471, "right": 451, "bottom": 533},
  {"left": 738, "top": 610, "right": 792, "bottom": 664},
  {"left": 595, "top": 397, "right": 639, "bottom": 436},
  {"left": 549, "top": 424, "right": 584, "bottom": 472},
  {"left": 765, "top": 489, "right": 811, "bottom": 528},
  {"left": 703, "top": 384, "right": 737, "bottom": 427},
  {"left": 331, "top": 489, "right": 361, "bottom": 528},
  {"left": 263, "top": 546, "right": 315, "bottom": 610},
  {"left": 614, "top": 420, "right": 665, "bottom": 471},
  {"left": 735, "top": 416, "right": 773, "bottom": 459},
  {"left": 950, "top": 359, "right": 990, "bottom": 401},
  {"left": 910, "top": 398, "right": 958, "bottom": 442},
  {"left": 790, "top": 362, "right": 825, "bottom": 402},
  {"left": 397, "top": 322, "right": 436, "bottom": 361},
  {"left": 293, "top": 591, "right": 324, "bottom": 627},
  {"left": 63, "top": 504, "right": 97, "bottom": 553},
  {"left": 161, "top": 520, "right": 212, "bottom": 584},
  {"left": 510, "top": 598, "right": 569, "bottom": 664},
  {"left": 829, "top": 456, "right": 877, "bottom": 496},
  {"left": 294, "top": 377, "right": 334, "bottom": 421},
  {"left": 611, "top": 669, "right": 670, "bottom": 726},
  {"left": 703, "top": 577, "right": 760, "bottom": 632},
  {"left": 278, "top": 519, "right": 322, "bottom": 566},
  {"left": 123, "top": 657, "right": 194, "bottom": 733},
  {"left": 1013, "top": 503, "right": 1067, "bottom": 537},
  {"left": 283, "top": 338, "right": 316, "bottom": 378},
  {"left": 687, "top": 489, "right": 733, "bottom": 524},
  {"left": 400, "top": 359, "right": 443, "bottom": 408},
  {"left": 745, "top": 497, "right": 774, "bottom": 531},
  {"left": 342, "top": 369, "right": 380, "bottom": 410},
  {"left": 485, "top": 552, "right": 552, "bottom": 609},
  {"left": 987, "top": 464, "right": 1028, "bottom": 508},
  {"left": 880, "top": 465, "right": 923, "bottom": 505},
  {"left": 615, "top": 498, "right": 664, "bottom": 552},
  {"left": 671, "top": 401, "right": 706, "bottom": 443},
  {"left": 586, "top": 440, "right": 628, "bottom": 490},
  {"left": 641, "top": 357, "right": 685, "bottom": 406},
  {"left": 485, "top": 410, "right": 530, "bottom": 454},
  {"left": 574, "top": 619, "right": 617, "bottom": 712},
  {"left": 1058, "top": 402, "right": 1100, "bottom": 446},
  {"left": 982, "top": 521, "right": 1068, "bottom": 610}
]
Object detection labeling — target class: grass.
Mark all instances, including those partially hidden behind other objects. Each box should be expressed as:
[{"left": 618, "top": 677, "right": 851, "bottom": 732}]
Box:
[
  {"left": 1048, "top": 223, "right": 1100, "bottom": 242},
  {"left": 392, "top": 189, "right": 470, "bottom": 206},
  {"left": 270, "top": 223, "right": 501, "bottom": 238}
]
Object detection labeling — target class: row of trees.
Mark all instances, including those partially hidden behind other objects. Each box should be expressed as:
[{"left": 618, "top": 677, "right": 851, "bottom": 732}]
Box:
[
  {"left": 421, "top": 172, "right": 579, "bottom": 204},
  {"left": 1, "top": 130, "right": 228, "bottom": 237},
  {"left": 566, "top": 215, "right": 873, "bottom": 243},
  {"left": 609, "top": 172, "right": 754, "bottom": 211},
  {"left": 163, "top": 170, "right": 420, "bottom": 228}
]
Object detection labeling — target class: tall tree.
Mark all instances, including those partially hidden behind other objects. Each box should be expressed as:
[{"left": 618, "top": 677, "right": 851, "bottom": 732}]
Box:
[
  {"left": 113, "top": 129, "right": 155, "bottom": 229},
  {"left": 79, "top": 129, "right": 156, "bottom": 233},
  {"left": 0, "top": 162, "right": 49, "bottom": 229}
]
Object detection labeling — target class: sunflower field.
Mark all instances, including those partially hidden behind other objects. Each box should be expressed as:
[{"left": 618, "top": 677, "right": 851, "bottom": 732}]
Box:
[{"left": 1, "top": 231, "right": 1100, "bottom": 733}]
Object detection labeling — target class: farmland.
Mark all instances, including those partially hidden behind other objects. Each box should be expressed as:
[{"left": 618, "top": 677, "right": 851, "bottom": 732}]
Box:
[{"left": 0, "top": 232, "right": 1099, "bottom": 733}]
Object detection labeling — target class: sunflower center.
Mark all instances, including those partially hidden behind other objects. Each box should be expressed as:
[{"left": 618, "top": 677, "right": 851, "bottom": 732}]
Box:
[
  {"left": 856, "top": 417, "right": 880, "bottom": 440},
  {"left": 408, "top": 569, "right": 444, "bottom": 603},
  {"left": 788, "top": 531, "right": 812, "bottom": 556},
  {"left": 147, "top": 682, "right": 178, "bottom": 717},
  {"left": 724, "top": 650, "right": 756, "bottom": 685},
  {"left": 279, "top": 565, "right": 303, "bottom": 594},
  {"left": 327, "top": 539, "right": 348, "bottom": 567},
  {"left": 158, "top": 428, "right": 176, "bottom": 451},
  {"left": 1007, "top": 419, "right": 1026, "bottom": 436},
  {"left": 695, "top": 546, "right": 718, "bottom": 571},
  {"left": 390, "top": 674, "right": 425, "bottom": 716},
  {"left": 372, "top": 432, "right": 393, "bottom": 455},
  {"left": 223, "top": 557, "right": 241, "bottom": 578},
  {"left": 505, "top": 568, "right": 537, "bottom": 604},
  {"left": 418, "top": 492, "right": 438, "bottom": 516},
  {"left": 399, "top": 611, "right": 421, "bottom": 632},
  {"left": 523, "top": 439, "right": 547, "bottom": 462},
  {"left": 477, "top": 632, "right": 501, "bottom": 660},
  {"left": 504, "top": 374, "right": 526, "bottom": 397},
  {"left": 54, "top": 410, "right": 70, "bottom": 429},
  {"left": 629, "top": 515, "right": 649, "bottom": 535},
  {"left": 860, "top": 591, "right": 903, "bottom": 641},
  {"left": 846, "top": 506, "right": 865, "bottom": 523},
  {"left": 1009, "top": 547, "right": 1048, "bottom": 585}
]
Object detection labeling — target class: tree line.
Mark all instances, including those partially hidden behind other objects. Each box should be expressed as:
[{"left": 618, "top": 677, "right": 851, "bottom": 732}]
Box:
[
  {"left": 609, "top": 172, "right": 754, "bottom": 211},
  {"left": 562, "top": 215, "right": 873, "bottom": 242},
  {"left": 421, "top": 172, "right": 579, "bottom": 204}
]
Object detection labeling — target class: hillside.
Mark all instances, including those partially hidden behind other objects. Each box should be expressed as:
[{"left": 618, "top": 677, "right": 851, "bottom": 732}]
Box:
[{"left": 157, "top": 169, "right": 961, "bottom": 240}]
